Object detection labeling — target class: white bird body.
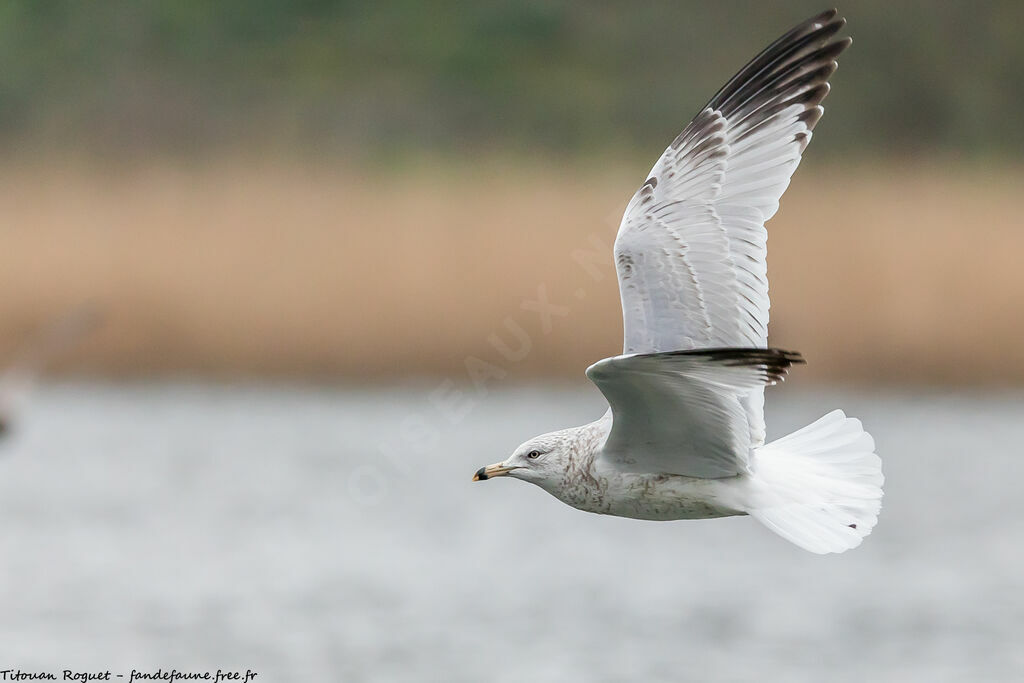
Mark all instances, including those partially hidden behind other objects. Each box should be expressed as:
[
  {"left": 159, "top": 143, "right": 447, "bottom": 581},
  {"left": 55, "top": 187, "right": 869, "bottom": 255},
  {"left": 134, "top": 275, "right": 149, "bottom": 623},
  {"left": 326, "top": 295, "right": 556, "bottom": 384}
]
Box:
[
  {"left": 522, "top": 415, "right": 744, "bottom": 521},
  {"left": 560, "top": 461, "right": 746, "bottom": 523},
  {"left": 474, "top": 10, "right": 884, "bottom": 554},
  {"left": 525, "top": 406, "right": 879, "bottom": 545}
]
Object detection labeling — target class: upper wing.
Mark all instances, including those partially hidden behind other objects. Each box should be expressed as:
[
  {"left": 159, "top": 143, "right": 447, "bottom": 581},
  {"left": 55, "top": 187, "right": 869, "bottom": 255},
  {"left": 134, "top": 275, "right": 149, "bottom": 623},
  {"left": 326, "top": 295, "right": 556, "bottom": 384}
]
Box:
[
  {"left": 613, "top": 10, "right": 850, "bottom": 445},
  {"left": 587, "top": 348, "right": 803, "bottom": 478}
]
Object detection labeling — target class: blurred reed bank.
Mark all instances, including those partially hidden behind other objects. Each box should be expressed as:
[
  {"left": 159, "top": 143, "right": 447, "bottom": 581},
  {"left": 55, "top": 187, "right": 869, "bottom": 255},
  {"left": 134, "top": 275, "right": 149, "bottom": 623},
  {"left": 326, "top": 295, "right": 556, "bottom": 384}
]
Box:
[
  {"left": 1, "top": 161, "right": 1022, "bottom": 385},
  {"left": 0, "top": 1, "right": 1021, "bottom": 385}
]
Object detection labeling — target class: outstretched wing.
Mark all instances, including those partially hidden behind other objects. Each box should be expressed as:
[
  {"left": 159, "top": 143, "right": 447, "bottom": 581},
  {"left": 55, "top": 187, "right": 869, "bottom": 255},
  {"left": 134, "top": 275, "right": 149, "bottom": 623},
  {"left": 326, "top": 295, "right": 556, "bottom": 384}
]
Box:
[
  {"left": 613, "top": 10, "right": 850, "bottom": 445},
  {"left": 587, "top": 348, "right": 803, "bottom": 478}
]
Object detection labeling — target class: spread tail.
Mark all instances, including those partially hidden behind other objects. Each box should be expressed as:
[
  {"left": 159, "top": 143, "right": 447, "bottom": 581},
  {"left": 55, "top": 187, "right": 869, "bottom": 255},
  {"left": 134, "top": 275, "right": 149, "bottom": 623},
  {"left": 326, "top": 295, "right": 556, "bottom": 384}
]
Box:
[{"left": 749, "top": 410, "right": 883, "bottom": 554}]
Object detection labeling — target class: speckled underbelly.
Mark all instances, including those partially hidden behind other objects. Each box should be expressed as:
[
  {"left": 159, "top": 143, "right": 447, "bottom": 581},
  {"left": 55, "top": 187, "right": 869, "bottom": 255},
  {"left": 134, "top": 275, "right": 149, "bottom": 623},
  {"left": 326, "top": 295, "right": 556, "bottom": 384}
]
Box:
[
  {"left": 562, "top": 472, "right": 748, "bottom": 521},
  {"left": 603, "top": 500, "right": 742, "bottom": 521}
]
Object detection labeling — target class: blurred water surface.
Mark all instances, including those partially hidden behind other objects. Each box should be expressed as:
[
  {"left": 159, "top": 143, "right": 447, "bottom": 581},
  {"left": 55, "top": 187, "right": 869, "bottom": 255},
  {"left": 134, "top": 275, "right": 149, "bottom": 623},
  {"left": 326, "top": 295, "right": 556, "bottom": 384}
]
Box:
[{"left": 0, "top": 383, "right": 1021, "bottom": 681}]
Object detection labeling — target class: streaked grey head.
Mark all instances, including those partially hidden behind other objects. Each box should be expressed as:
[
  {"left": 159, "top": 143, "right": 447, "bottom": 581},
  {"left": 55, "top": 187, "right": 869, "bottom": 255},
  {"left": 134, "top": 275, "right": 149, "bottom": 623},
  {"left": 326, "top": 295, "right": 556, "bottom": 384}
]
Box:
[{"left": 472, "top": 429, "right": 575, "bottom": 490}]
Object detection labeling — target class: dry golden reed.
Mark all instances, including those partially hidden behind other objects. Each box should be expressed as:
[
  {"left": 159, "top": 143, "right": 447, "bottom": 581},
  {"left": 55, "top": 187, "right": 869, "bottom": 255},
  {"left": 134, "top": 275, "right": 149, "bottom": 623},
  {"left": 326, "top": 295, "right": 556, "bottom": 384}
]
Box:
[{"left": 0, "top": 159, "right": 1020, "bottom": 385}]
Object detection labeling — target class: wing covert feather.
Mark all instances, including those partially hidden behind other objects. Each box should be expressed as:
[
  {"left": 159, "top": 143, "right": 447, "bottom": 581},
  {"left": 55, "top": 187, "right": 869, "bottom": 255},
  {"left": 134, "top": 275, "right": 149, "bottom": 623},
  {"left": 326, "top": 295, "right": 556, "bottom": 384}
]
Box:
[{"left": 588, "top": 349, "right": 803, "bottom": 478}]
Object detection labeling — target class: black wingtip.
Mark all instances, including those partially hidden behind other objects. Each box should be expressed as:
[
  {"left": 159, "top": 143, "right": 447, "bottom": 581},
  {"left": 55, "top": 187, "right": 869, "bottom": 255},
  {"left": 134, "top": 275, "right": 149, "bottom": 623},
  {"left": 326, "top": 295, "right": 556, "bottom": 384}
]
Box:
[
  {"left": 775, "top": 349, "right": 807, "bottom": 366},
  {"left": 703, "top": 7, "right": 852, "bottom": 124},
  {"left": 812, "top": 9, "right": 839, "bottom": 25},
  {"left": 685, "top": 347, "right": 804, "bottom": 364},
  {"left": 671, "top": 347, "right": 806, "bottom": 384}
]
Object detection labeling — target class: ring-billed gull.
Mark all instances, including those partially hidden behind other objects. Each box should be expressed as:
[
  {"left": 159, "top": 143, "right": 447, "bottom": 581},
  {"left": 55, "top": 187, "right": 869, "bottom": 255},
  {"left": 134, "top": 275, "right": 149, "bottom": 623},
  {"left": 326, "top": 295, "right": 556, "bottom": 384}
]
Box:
[
  {"left": 473, "top": 9, "right": 883, "bottom": 554},
  {"left": 0, "top": 304, "right": 102, "bottom": 441}
]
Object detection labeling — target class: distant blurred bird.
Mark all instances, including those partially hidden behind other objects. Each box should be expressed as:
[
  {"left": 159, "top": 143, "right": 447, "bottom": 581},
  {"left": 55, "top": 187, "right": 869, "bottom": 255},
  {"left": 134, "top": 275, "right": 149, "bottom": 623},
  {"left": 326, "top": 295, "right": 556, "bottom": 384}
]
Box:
[
  {"left": 0, "top": 304, "right": 103, "bottom": 441},
  {"left": 474, "top": 9, "right": 883, "bottom": 553}
]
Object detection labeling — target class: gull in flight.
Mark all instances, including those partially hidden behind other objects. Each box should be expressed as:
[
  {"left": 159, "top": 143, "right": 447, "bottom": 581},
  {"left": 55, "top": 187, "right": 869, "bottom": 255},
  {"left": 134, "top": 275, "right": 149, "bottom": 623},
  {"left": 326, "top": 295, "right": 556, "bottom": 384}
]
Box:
[
  {"left": 0, "top": 304, "right": 103, "bottom": 440},
  {"left": 473, "top": 9, "right": 883, "bottom": 554}
]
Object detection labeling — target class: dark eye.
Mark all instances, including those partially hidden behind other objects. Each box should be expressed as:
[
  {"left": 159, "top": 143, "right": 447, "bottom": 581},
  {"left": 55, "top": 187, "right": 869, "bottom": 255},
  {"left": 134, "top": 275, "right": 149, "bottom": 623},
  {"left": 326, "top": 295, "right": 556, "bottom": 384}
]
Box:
[{"left": 526, "top": 450, "right": 542, "bottom": 460}]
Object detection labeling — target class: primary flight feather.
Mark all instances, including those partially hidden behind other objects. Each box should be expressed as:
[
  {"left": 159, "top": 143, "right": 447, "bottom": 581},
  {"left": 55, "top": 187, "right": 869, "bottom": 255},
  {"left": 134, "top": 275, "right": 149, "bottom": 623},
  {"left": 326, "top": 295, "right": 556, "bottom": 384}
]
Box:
[{"left": 473, "top": 9, "right": 883, "bottom": 554}]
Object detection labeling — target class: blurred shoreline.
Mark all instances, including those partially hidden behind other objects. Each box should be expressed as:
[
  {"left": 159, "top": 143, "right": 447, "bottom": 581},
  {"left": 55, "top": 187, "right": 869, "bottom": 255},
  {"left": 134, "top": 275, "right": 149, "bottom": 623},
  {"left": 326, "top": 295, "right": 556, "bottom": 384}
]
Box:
[{"left": 1, "top": 157, "right": 1021, "bottom": 385}]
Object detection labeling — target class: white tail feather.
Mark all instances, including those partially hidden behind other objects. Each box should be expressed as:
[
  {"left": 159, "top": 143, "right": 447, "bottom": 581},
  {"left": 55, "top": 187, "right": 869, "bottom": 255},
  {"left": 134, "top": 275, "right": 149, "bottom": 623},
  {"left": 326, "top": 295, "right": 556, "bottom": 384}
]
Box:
[{"left": 748, "top": 410, "right": 883, "bottom": 554}]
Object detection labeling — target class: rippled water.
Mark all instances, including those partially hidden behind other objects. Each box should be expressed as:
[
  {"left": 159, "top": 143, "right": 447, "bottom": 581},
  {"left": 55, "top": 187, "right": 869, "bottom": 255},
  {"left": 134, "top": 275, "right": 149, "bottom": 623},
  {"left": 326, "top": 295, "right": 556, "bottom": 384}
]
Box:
[{"left": 0, "top": 383, "right": 1022, "bottom": 681}]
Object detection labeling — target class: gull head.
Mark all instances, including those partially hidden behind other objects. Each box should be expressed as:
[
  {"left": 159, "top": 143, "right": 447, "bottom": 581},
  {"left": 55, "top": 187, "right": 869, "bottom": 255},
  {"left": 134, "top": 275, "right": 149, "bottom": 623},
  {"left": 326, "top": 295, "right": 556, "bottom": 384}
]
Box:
[{"left": 472, "top": 429, "right": 575, "bottom": 491}]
